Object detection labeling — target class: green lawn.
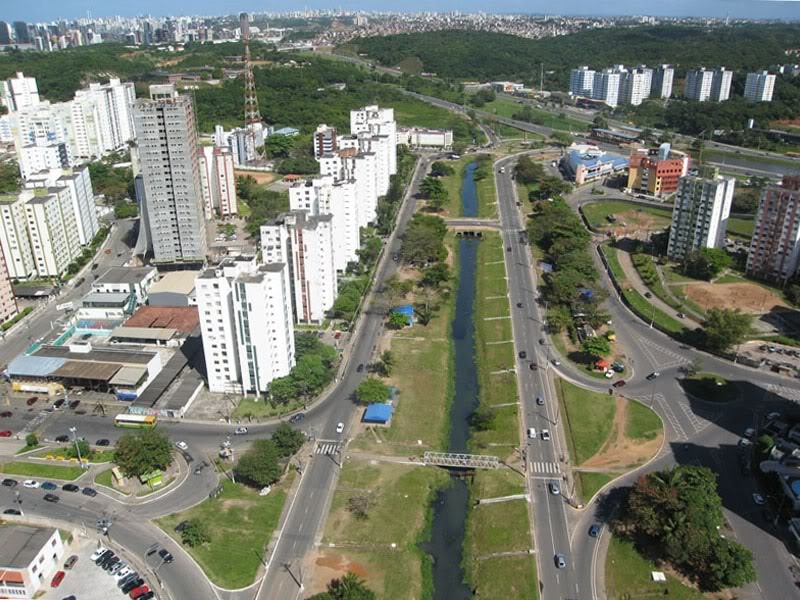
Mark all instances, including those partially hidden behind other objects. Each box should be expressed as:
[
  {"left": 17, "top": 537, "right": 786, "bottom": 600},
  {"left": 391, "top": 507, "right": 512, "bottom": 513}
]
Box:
[
  {"left": 601, "top": 244, "right": 628, "bottom": 284},
  {"left": 727, "top": 216, "right": 754, "bottom": 239},
  {"left": 622, "top": 287, "right": 688, "bottom": 336},
  {"left": 481, "top": 97, "right": 589, "bottom": 132},
  {"left": 94, "top": 468, "right": 115, "bottom": 488},
  {"left": 555, "top": 379, "right": 615, "bottom": 465},
  {"left": 465, "top": 500, "right": 531, "bottom": 558},
  {"left": 606, "top": 536, "right": 703, "bottom": 600},
  {"left": 35, "top": 448, "right": 115, "bottom": 463},
  {"left": 469, "top": 555, "right": 539, "bottom": 600},
  {"left": 0, "top": 462, "right": 84, "bottom": 480},
  {"left": 582, "top": 200, "right": 672, "bottom": 231},
  {"left": 15, "top": 443, "right": 40, "bottom": 455},
  {"left": 322, "top": 460, "right": 448, "bottom": 599},
  {"left": 625, "top": 401, "right": 663, "bottom": 441},
  {"left": 440, "top": 157, "right": 471, "bottom": 217},
  {"left": 470, "top": 468, "right": 526, "bottom": 499},
  {"left": 576, "top": 471, "right": 614, "bottom": 504},
  {"left": 156, "top": 478, "right": 288, "bottom": 589},
  {"left": 705, "top": 149, "right": 800, "bottom": 170},
  {"left": 232, "top": 397, "right": 304, "bottom": 420},
  {"left": 679, "top": 373, "right": 739, "bottom": 403}
]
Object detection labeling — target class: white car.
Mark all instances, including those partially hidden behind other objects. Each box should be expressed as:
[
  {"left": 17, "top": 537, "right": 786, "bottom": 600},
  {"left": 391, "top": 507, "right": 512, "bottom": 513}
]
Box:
[
  {"left": 22, "top": 480, "right": 39, "bottom": 489},
  {"left": 541, "top": 429, "right": 551, "bottom": 441},
  {"left": 753, "top": 493, "right": 766, "bottom": 506},
  {"left": 336, "top": 422, "right": 345, "bottom": 434},
  {"left": 175, "top": 441, "right": 188, "bottom": 451},
  {"left": 527, "top": 428, "right": 537, "bottom": 439},
  {"left": 234, "top": 427, "right": 248, "bottom": 435},
  {"left": 90, "top": 547, "right": 108, "bottom": 562},
  {"left": 114, "top": 566, "right": 133, "bottom": 581},
  {"left": 604, "top": 370, "right": 614, "bottom": 379},
  {"left": 551, "top": 359, "right": 561, "bottom": 366}
]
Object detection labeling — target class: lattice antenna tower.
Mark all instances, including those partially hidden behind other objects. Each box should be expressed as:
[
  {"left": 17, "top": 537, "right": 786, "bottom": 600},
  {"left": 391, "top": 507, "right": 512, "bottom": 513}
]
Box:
[{"left": 240, "top": 13, "right": 262, "bottom": 132}]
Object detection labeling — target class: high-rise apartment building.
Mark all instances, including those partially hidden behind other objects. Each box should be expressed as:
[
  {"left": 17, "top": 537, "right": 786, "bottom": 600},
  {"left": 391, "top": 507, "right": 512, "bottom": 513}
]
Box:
[
  {"left": 1, "top": 72, "right": 40, "bottom": 112},
  {"left": 746, "top": 176, "right": 800, "bottom": 283},
  {"left": 744, "top": 71, "right": 777, "bottom": 103},
  {"left": 17, "top": 142, "right": 70, "bottom": 179},
  {"left": 0, "top": 22, "right": 11, "bottom": 46},
  {"left": 620, "top": 66, "right": 653, "bottom": 106},
  {"left": 627, "top": 144, "right": 690, "bottom": 198},
  {"left": 314, "top": 124, "right": 337, "bottom": 159},
  {"left": 24, "top": 188, "right": 81, "bottom": 277},
  {"left": 0, "top": 193, "right": 35, "bottom": 279},
  {"left": 651, "top": 65, "right": 674, "bottom": 99},
  {"left": 350, "top": 106, "right": 397, "bottom": 180},
  {"left": 261, "top": 211, "right": 337, "bottom": 324},
  {"left": 684, "top": 68, "right": 716, "bottom": 102},
  {"left": 569, "top": 66, "right": 595, "bottom": 97},
  {"left": 196, "top": 256, "right": 295, "bottom": 395},
  {"left": 289, "top": 176, "right": 360, "bottom": 273},
  {"left": 592, "top": 69, "right": 622, "bottom": 107},
  {"left": 72, "top": 78, "right": 136, "bottom": 158},
  {"left": 198, "top": 146, "right": 238, "bottom": 219},
  {"left": 0, "top": 246, "right": 17, "bottom": 325},
  {"left": 710, "top": 67, "right": 733, "bottom": 102},
  {"left": 667, "top": 170, "right": 735, "bottom": 262},
  {"left": 12, "top": 22, "right": 30, "bottom": 45},
  {"left": 133, "top": 84, "right": 207, "bottom": 264},
  {"left": 25, "top": 167, "right": 98, "bottom": 246},
  {"left": 319, "top": 147, "right": 379, "bottom": 227}
]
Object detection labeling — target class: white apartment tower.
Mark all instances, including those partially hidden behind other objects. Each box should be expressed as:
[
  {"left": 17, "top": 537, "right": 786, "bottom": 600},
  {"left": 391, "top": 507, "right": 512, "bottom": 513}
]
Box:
[
  {"left": 350, "top": 106, "right": 397, "bottom": 179},
  {"left": 25, "top": 188, "right": 81, "bottom": 277},
  {"left": 620, "top": 67, "right": 652, "bottom": 106},
  {"left": 746, "top": 176, "right": 800, "bottom": 283},
  {"left": 569, "top": 66, "right": 595, "bottom": 97},
  {"left": 592, "top": 69, "right": 622, "bottom": 107},
  {"left": 1, "top": 72, "right": 40, "bottom": 112},
  {"left": 0, "top": 193, "right": 36, "bottom": 279},
  {"left": 710, "top": 68, "right": 734, "bottom": 102},
  {"left": 199, "top": 146, "right": 238, "bottom": 219},
  {"left": 319, "top": 147, "right": 379, "bottom": 226},
  {"left": 314, "top": 124, "right": 337, "bottom": 159},
  {"left": 744, "top": 71, "right": 777, "bottom": 103},
  {"left": 196, "top": 256, "right": 295, "bottom": 395},
  {"left": 25, "top": 166, "right": 98, "bottom": 246},
  {"left": 73, "top": 78, "right": 136, "bottom": 157},
  {"left": 667, "top": 171, "right": 735, "bottom": 262},
  {"left": 17, "top": 142, "right": 70, "bottom": 179},
  {"left": 0, "top": 246, "right": 17, "bottom": 325},
  {"left": 684, "top": 68, "right": 716, "bottom": 102},
  {"left": 651, "top": 65, "right": 674, "bottom": 99},
  {"left": 133, "top": 85, "right": 208, "bottom": 264},
  {"left": 261, "top": 211, "right": 337, "bottom": 324}
]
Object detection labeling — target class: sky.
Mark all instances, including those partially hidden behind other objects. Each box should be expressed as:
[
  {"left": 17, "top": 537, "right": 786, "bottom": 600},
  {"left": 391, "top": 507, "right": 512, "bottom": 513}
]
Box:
[{"left": 3, "top": 0, "right": 800, "bottom": 22}]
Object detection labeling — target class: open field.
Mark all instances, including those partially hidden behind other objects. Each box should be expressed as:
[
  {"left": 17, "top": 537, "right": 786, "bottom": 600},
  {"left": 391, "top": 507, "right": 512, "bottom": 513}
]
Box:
[
  {"left": 317, "top": 460, "right": 447, "bottom": 600},
  {"left": 576, "top": 471, "right": 614, "bottom": 504},
  {"left": 156, "top": 477, "right": 289, "bottom": 589},
  {"left": 685, "top": 281, "right": 787, "bottom": 314},
  {"left": 0, "top": 461, "right": 84, "bottom": 480},
  {"left": 555, "top": 379, "right": 616, "bottom": 465},
  {"left": 468, "top": 555, "right": 538, "bottom": 600},
  {"left": 582, "top": 200, "right": 672, "bottom": 235},
  {"left": 480, "top": 96, "right": 589, "bottom": 132}
]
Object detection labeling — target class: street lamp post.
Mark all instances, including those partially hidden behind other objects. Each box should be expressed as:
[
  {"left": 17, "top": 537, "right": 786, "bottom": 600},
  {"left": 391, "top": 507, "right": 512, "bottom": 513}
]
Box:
[{"left": 69, "top": 427, "right": 85, "bottom": 468}]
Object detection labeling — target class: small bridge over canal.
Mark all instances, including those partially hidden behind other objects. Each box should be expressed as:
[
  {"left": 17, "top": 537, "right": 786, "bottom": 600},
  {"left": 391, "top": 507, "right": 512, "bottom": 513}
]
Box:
[{"left": 423, "top": 452, "right": 501, "bottom": 470}]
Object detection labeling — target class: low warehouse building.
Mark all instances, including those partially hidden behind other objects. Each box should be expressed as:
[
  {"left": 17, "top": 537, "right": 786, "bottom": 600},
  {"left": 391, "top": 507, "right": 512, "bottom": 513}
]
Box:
[{"left": 0, "top": 525, "right": 64, "bottom": 598}]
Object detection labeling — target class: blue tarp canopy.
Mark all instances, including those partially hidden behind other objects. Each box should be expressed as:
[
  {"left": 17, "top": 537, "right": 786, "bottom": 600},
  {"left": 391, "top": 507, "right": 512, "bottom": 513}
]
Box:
[
  {"left": 392, "top": 305, "right": 414, "bottom": 325},
  {"left": 363, "top": 403, "right": 394, "bottom": 424},
  {"left": 8, "top": 355, "right": 66, "bottom": 377}
]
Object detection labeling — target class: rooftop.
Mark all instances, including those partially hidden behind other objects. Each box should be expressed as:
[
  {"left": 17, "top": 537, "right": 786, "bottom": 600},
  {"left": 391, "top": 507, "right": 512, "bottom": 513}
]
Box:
[
  {"left": 95, "top": 266, "right": 157, "bottom": 287},
  {"left": 148, "top": 271, "right": 199, "bottom": 296},
  {"left": 110, "top": 326, "right": 177, "bottom": 342},
  {"left": 34, "top": 345, "right": 155, "bottom": 365},
  {"left": 124, "top": 306, "right": 200, "bottom": 334},
  {"left": 0, "top": 526, "right": 58, "bottom": 569}
]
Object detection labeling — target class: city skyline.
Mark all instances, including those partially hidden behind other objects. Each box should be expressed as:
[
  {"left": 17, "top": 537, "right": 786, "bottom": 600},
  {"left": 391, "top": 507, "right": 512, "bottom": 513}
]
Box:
[{"left": 3, "top": 0, "right": 800, "bottom": 22}]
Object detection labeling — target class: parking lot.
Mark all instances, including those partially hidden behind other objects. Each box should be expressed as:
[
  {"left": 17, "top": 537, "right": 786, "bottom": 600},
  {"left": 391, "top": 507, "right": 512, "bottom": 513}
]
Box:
[{"left": 43, "top": 539, "right": 150, "bottom": 600}]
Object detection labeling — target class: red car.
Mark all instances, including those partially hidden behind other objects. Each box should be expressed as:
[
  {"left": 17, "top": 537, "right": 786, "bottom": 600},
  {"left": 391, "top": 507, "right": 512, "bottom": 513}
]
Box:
[
  {"left": 51, "top": 570, "right": 65, "bottom": 587},
  {"left": 130, "top": 585, "right": 150, "bottom": 599},
  {"left": 0, "top": 431, "right": 13, "bottom": 437},
  {"left": 612, "top": 380, "right": 627, "bottom": 388},
  {"left": 0, "top": 411, "right": 11, "bottom": 418},
  {"left": 26, "top": 396, "right": 38, "bottom": 406}
]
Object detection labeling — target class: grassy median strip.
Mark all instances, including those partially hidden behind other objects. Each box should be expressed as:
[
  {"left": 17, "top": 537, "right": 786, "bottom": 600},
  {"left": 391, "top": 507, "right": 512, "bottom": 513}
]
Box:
[
  {"left": 576, "top": 471, "right": 614, "bottom": 504},
  {"left": 322, "top": 460, "right": 448, "bottom": 600},
  {"left": 157, "top": 478, "right": 288, "bottom": 589},
  {"left": 469, "top": 555, "right": 539, "bottom": 600},
  {"left": 0, "top": 462, "right": 84, "bottom": 480},
  {"left": 625, "top": 401, "right": 663, "bottom": 441},
  {"left": 555, "top": 379, "right": 615, "bottom": 465},
  {"left": 606, "top": 536, "right": 703, "bottom": 600}
]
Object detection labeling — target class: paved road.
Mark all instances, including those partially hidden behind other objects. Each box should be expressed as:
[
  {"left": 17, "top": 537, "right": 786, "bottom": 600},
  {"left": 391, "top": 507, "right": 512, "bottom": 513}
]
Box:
[{"left": 255, "top": 154, "right": 435, "bottom": 600}]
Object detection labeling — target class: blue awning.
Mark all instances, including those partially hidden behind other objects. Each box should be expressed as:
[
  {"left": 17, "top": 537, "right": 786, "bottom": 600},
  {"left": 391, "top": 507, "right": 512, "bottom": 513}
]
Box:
[{"left": 363, "top": 403, "right": 394, "bottom": 424}]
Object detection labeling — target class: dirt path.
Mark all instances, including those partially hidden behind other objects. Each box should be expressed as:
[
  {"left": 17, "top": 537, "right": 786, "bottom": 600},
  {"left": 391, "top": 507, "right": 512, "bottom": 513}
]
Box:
[
  {"left": 306, "top": 549, "right": 373, "bottom": 596},
  {"left": 580, "top": 398, "right": 662, "bottom": 471}
]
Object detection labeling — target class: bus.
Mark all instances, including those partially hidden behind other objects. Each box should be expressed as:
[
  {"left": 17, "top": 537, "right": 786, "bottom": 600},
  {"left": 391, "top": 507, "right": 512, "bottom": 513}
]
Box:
[{"left": 114, "top": 414, "right": 157, "bottom": 429}]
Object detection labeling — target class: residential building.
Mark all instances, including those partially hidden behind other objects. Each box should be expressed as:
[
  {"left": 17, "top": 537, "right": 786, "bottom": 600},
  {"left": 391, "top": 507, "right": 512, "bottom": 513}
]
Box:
[
  {"left": 319, "top": 148, "right": 378, "bottom": 227},
  {"left": 289, "top": 176, "right": 360, "bottom": 273},
  {"left": 667, "top": 169, "right": 735, "bottom": 262},
  {"left": 17, "top": 142, "right": 70, "bottom": 179},
  {"left": 744, "top": 71, "right": 777, "bottom": 102},
  {"left": 313, "top": 124, "right": 337, "bottom": 159},
  {"left": 0, "top": 22, "right": 11, "bottom": 46},
  {"left": 627, "top": 144, "right": 690, "bottom": 198},
  {"left": 261, "top": 210, "right": 337, "bottom": 324},
  {"left": 684, "top": 68, "right": 716, "bottom": 102},
  {"left": 71, "top": 78, "right": 136, "bottom": 159},
  {"left": 133, "top": 84, "right": 208, "bottom": 264},
  {"left": 560, "top": 143, "right": 629, "bottom": 185},
  {"left": 0, "top": 193, "right": 36, "bottom": 279},
  {"left": 396, "top": 127, "right": 454, "bottom": 149},
  {"left": 746, "top": 176, "right": 800, "bottom": 283},
  {"left": 91, "top": 266, "right": 158, "bottom": 304},
  {"left": 213, "top": 125, "right": 262, "bottom": 166},
  {"left": 569, "top": 66, "right": 595, "bottom": 97},
  {"left": 651, "top": 65, "right": 674, "bottom": 99},
  {"left": 592, "top": 69, "right": 622, "bottom": 107},
  {"left": 25, "top": 166, "right": 98, "bottom": 246},
  {"left": 350, "top": 105, "right": 397, "bottom": 178},
  {"left": 198, "top": 146, "right": 238, "bottom": 219},
  {"left": 196, "top": 256, "right": 295, "bottom": 395},
  {"left": 711, "top": 67, "right": 734, "bottom": 102},
  {"left": 620, "top": 66, "right": 652, "bottom": 106},
  {"left": 0, "top": 526, "right": 64, "bottom": 599},
  {"left": 0, "top": 245, "right": 17, "bottom": 325},
  {"left": 24, "top": 187, "right": 81, "bottom": 278},
  {"left": 1, "top": 72, "right": 40, "bottom": 112}
]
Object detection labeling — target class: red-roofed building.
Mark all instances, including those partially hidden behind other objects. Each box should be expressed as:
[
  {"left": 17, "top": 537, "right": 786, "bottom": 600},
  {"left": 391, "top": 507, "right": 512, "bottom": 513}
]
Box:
[{"left": 124, "top": 306, "right": 200, "bottom": 335}]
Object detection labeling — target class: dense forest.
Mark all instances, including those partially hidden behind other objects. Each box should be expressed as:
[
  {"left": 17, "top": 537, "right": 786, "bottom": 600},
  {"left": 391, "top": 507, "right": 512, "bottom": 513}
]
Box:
[{"left": 343, "top": 25, "right": 800, "bottom": 88}]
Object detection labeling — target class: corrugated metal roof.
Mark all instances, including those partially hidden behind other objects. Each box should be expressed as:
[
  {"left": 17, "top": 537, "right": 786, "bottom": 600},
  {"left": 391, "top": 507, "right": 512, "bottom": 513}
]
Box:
[
  {"left": 111, "top": 327, "right": 176, "bottom": 341},
  {"left": 7, "top": 355, "right": 65, "bottom": 377},
  {"left": 109, "top": 366, "right": 147, "bottom": 386},
  {"left": 52, "top": 361, "right": 121, "bottom": 382}
]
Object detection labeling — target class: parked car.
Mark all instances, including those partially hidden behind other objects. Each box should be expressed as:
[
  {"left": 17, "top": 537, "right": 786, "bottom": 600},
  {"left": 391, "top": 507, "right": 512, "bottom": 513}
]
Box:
[
  {"left": 174, "top": 520, "right": 190, "bottom": 533},
  {"left": 55, "top": 434, "right": 69, "bottom": 442},
  {"left": 43, "top": 493, "right": 59, "bottom": 503},
  {"left": 90, "top": 547, "right": 109, "bottom": 562},
  {"left": 53, "top": 399, "right": 65, "bottom": 410},
  {"left": 82, "top": 487, "right": 98, "bottom": 497},
  {"left": 3, "top": 508, "right": 21, "bottom": 515},
  {"left": 130, "top": 585, "right": 150, "bottom": 599},
  {"left": 234, "top": 426, "right": 248, "bottom": 435},
  {"left": 114, "top": 567, "right": 133, "bottom": 582},
  {"left": 0, "top": 429, "right": 14, "bottom": 438},
  {"left": 50, "top": 570, "right": 66, "bottom": 587},
  {"left": 22, "top": 480, "right": 39, "bottom": 489},
  {"left": 121, "top": 578, "right": 144, "bottom": 594},
  {"left": 138, "top": 592, "right": 155, "bottom": 600},
  {"left": 529, "top": 362, "right": 537, "bottom": 370},
  {"left": 68, "top": 400, "right": 80, "bottom": 409},
  {"left": 26, "top": 396, "right": 38, "bottom": 406},
  {"left": 1, "top": 478, "right": 16, "bottom": 487},
  {"left": 95, "top": 439, "right": 111, "bottom": 446},
  {"left": 0, "top": 411, "right": 12, "bottom": 417},
  {"left": 744, "top": 428, "right": 755, "bottom": 439},
  {"left": 612, "top": 380, "right": 627, "bottom": 388},
  {"left": 527, "top": 428, "right": 537, "bottom": 439},
  {"left": 518, "top": 351, "right": 527, "bottom": 359},
  {"left": 41, "top": 482, "right": 57, "bottom": 491},
  {"left": 64, "top": 555, "right": 78, "bottom": 570},
  {"left": 118, "top": 572, "right": 138, "bottom": 588},
  {"left": 62, "top": 484, "right": 79, "bottom": 493},
  {"left": 753, "top": 493, "right": 766, "bottom": 505},
  {"left": 158, "top": 549, "right": 174, "bottom": 563}
]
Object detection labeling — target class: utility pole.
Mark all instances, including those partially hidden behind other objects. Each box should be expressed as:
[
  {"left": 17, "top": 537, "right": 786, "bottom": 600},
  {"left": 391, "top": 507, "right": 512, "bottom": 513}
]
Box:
[{"left": 69, "top": 427, "right": 85, "bottom": 468}]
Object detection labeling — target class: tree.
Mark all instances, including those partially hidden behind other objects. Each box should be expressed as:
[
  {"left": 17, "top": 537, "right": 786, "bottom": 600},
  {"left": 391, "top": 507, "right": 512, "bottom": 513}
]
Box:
[
  {"left": 414, "top": 297, "right": 439, "bottom": 326},
  {"left": 388, "top": 311, "right": 409, "bottom": 329},
  {"left": 756, "top": 434, "right": 775, "bottom": 457},
  {"left": 235, "top": 439, "right": 282, "bottom": 487},
  {"left": 264, "top": 134, "right": 295, "bottom": 158},
  {"left": 269, "top": 376, "right": 297, "bottom": 404},
  {"left": 25, "top": 433, "right": 38, "bottom": 448},
  {"left": 400, "top": 214, "right": 447, "bottom": 266},
  {"left": 181, "top": 519, "right": 211, "bottom": 547},
  {"left": 113, "top": 428, "right": 174, "bottom": 478},
  {"left": 592, "top": 115, "right": 608, "bottom": 129},
  {"left": 355, "top": 378, "right": 391, "bottom": 405},
  {"left": 514, "top": 155, "right": 545, "bottom": 184},
  {"left": 549, "top": 131, "right": 573, "bottom": 148},
  {"left": 470, "top": 406, "right": 496, "bottom": 431},
  {"left": 419, "top": 176, "right": 448, "bottom": 211},
  {"left": 684, "top": 248, "right": 732, "bottom": 280},
  {"left": 66, "top": 440, "right": 91, "bottom": 460},
  {"left": 308, "top": 572, "right": 377, "bottom": 600},
  {"left": 292, "top": 355, "right": 330, "bottom": 401},
  {"left": 430, "top": 161, "right": 455, "bottom": 177},
  {"left": 420, "top": 262, "right": 450, "bottom": 288},
  {"left": 271, "top": 422, "right": 306, "bottom": 457},
  {"left": 380, "top": 350, "right": 395, "bottom": 376},
  {"left": 704, "top": 537, "right": 758, "bottom": 591},
  {"left": 582, "top": 336, "right": 611, "bottom": 359},
  {"left": 702, "top": 308, "right": 753, "bottom": 352},
  {"left": 346, "top": 494, "right": 373, "bottom": 519}
]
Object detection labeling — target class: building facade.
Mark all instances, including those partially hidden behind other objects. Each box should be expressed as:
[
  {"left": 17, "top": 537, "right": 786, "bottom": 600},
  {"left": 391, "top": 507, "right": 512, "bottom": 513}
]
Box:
[
  {"left": 261, "top": 211, "right": 337, "bottom": 324},
  {"left": 350, "top": 105, "right": 397, "bottom": 177},
  {"left": 0, "top": 193, "right": 36, "bottom": 279},
  {"left": 744, "top": 71, "right": 777, "bottom": 102},
  {"left": 747, "top": 176, "right": 800, "bottom": 283},
  {"left": 1, "top": 72, "right": 40, "bottom": 112},
  {"left": 199, "top": 146, "right": 238, "bottom": 219},
  {"left": 667, "top": 171, "right": 735, "bottom": 262},
  {"left": 0, "top": 244, "right": 17, "bottom": 324},
  {"left": 133, "top": 85, "right": 207, "bottom": 264},
  {"left": 627, "top": 144, "right": 690, "bottom": 198},
  {"left": 313, "top": 124, "right": 337, "bottom": 159},
  {"left": 651, "top": 65, "right": 674, "bottom": 99},
  {"left": 569, "top": 66, "right": 595, "bottom": 97},
  {"left": 710, "top": 67, "right": 734, "bottom": 102},
  {"left": 684, "top": 68, "right": 716, "bottom": 102},
  {"left": 0, "top": 526, "right": 64, "bottom": 599}
]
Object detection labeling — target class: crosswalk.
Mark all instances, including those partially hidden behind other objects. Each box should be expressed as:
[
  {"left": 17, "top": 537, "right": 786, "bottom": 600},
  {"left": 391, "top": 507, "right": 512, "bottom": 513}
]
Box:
[
  {"left": 315, "top": 442, "right": 341, "bottom": 456},
  {"left": 529, "top": 461, "right": 561, "bottom": 475}
]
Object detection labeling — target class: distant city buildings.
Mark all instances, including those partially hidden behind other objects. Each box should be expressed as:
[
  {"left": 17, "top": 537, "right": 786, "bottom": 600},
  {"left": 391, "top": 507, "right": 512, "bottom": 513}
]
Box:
[
  {"left": 746, "top": 176, "right": 800, "bottom": 283},
  {"left": 133, "top": 84, "right": 208, "bottom": 265},
  {"left": 569, "top": 64, "right": 669, "bottom": 107},
  {"left": 196, "top": 255, "right": 295, "bottom": 395},
  {"left": 744, "top": 71, "right": 777, "bottom": 102},
  {"left": 627, "top": 144, "right": 690, "bottom": 198},
  {"left": 667, "top": 169, "right": 735, "bottom": 262}
]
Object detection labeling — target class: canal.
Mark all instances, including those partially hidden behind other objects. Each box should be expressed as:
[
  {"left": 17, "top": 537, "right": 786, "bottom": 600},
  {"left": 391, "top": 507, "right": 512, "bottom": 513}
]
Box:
[{"left": 423, "top": 161, "right": 480, "bottom": 599}]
